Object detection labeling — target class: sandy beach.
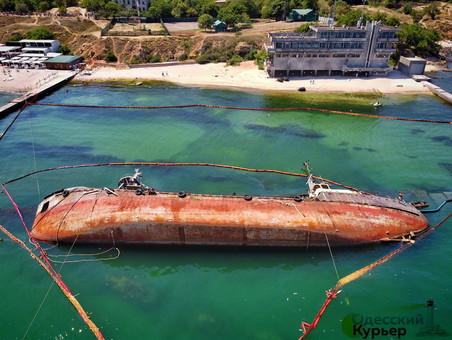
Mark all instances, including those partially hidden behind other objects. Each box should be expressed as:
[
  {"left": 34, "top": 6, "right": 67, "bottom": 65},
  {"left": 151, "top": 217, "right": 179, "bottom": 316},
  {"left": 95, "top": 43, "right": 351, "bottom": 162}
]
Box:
[
  {"left": 0, "top": 61, "right": 433, "bottom": 95},
  {"left": 75, "top": 61, "right": 432, "bottom": 94}
]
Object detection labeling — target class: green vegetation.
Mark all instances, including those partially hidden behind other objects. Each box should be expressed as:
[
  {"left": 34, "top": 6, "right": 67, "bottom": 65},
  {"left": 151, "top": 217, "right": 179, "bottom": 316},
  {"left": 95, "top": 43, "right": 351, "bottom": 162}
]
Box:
[
  {"left": 397, "top": 23, "right": 441, "bottom": 57},
  {"left": 57, "top": 44, "right": 71, "bottom": 54},
  {"left": 198, "top": 13, "right": 214, "bottom": 31},
  {"left": 294, "top": 22, "right": 315, "bottom": 33},
  {"left": 1, "top": 0, "right": 445, "bottom": 64},
  {"left": 0, "top": 0, "right": 77, "bottom": 13},
  {"left": 195, "top": 36, "right": 265, "bottom": 65},
  {"left": 335, "top": 10, "right": 399, "bottom": 27},
  {"left": 26, "top": 26, "right": 55, "bottom": 39},
  {"left": 105, "top": 50, "right": 118, "bottom": 62}
]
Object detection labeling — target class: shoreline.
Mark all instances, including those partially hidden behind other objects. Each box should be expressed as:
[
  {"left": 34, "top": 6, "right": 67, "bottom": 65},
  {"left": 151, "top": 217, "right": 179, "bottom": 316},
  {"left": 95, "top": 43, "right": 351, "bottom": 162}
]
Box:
[
  {"left": 0, "top": 61, "right": 442, "bottom": 96},
  {"left": 75, "top": 61, "right": 433, "bottom": 95}
]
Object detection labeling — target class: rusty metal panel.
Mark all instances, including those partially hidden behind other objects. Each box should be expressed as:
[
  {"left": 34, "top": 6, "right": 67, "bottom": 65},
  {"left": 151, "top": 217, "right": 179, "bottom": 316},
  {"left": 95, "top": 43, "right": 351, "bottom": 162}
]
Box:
[{"left": 30, "top": 187, "right": 429, "bottom": 246}]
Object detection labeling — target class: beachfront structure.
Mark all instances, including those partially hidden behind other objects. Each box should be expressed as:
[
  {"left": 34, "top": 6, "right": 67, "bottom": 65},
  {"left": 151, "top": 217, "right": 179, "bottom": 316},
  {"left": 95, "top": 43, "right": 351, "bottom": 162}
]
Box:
[
  {"left": 44, "top": 55, "right": 84, "bottom": 70},
  {"left": 289, "top": 9, "right": 317, "bottom": 22},
  {"left": 265, "top": 21, "right": 398, "bottom": 77},
  {"left": 398, "top": 56, "right": 426, "bottom": 76},
  {"left": 5, "top": 40, "right": 60, "bottom": 55},
  {"left": 114, "top": 0, "right": 150, "bottom": 13}
]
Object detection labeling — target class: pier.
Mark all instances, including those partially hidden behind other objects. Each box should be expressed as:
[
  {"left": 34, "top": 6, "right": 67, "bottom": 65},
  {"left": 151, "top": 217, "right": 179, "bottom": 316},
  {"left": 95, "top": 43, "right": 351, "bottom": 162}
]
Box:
[
  {"left": 422, "top": 81, "right": 452, "bottom": 104},
  {"left": 0, "top": 70, "right": 76, "bottom": 118}
]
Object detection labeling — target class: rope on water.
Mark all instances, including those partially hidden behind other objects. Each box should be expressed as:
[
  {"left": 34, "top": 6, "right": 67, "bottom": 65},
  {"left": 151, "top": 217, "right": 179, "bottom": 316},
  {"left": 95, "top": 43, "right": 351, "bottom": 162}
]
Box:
[
  {"left": 298, "top": 212, "right": 452, "bottom": 340},
  {"left": 0, "top": 91, "right": 40, "bottom": 141},
  {"left": 0, "top": 101, "right": 29, "bottom": 141},
  {"left": 30, "top": 102, "right": 452, "bottom": 124},
  {"left": 0, "top": 225, "right": 105, "bottom": 340},
  {"left": 1, "top": 161, "right": 367, "bottom": 194},
  {"left": 0, "top": 183, "right": 105, "bottom": 340},
  {"left": 47, "top": 247, "right": 121, "bottom": 263}
]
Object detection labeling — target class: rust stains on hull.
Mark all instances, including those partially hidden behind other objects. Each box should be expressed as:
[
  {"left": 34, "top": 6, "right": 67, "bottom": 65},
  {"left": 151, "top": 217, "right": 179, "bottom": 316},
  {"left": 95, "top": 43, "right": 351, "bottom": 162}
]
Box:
[{"left": 30, "top": 187, "right": 429, "bottom": 247}]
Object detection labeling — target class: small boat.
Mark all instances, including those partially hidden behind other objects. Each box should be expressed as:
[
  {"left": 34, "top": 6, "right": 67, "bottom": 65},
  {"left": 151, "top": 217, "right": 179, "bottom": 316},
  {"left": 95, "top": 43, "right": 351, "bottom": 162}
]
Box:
[
  {"left": 373, "top": 101, "right": 382, "bottom": 107},
  {"left": 30, "top": 164, "right": 429, "bottom": 247}
]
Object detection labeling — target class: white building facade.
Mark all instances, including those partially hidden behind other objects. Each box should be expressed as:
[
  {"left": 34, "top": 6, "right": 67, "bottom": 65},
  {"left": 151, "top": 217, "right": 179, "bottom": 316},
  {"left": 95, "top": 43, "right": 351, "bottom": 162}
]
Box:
[
  {"left": 265, "top": 21, "right": 398, "bottom": 77},
  {"left": 114, "top": 0, "right": 150, "bottom": 13}
]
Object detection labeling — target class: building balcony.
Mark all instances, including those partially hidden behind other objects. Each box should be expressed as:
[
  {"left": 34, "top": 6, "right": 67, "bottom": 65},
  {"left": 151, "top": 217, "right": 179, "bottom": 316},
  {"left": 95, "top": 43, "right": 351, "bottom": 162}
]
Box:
[
  {"left": 317, "top": 38, "right": 367, "bottom": 42},
  {"left": 264, "top": 44, "right": 276, "bottom": 53},
  {"left": 375, "top": 48, "right": 396, "bottom": 53},
  {"left": 377, "top": 38, "right": 398, "bottom": 43}
]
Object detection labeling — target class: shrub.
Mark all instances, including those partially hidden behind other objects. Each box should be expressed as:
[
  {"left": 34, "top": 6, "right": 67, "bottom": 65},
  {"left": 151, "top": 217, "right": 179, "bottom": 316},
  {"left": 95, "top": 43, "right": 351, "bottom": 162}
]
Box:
[
  {"left": 227, "top": 54, "right": 243, "bottom": 65},
  {"left": 105, "top": 51, "right": 118, "bottom": 62}
]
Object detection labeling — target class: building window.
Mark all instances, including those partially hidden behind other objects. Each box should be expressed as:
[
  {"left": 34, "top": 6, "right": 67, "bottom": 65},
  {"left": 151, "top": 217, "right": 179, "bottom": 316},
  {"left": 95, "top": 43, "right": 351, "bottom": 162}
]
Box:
[
  {"left": 379, "top": 31, "right": 395, "bottom": 39},
  {"left": 333, "top": 54, "right": 346, "bottom": 58},
  {"left": 348, "top": 53, "right": 360, "bottom": 58}
]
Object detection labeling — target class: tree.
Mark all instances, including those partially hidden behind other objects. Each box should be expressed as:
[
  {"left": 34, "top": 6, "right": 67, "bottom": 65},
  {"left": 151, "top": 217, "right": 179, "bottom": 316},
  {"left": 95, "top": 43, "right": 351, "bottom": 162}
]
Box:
[
  {"left": 402, "top": 3, "right": 412, "bottom": 15},
  {"left": 15, "top": 1, "right": 30, "bottom": 13},
  {"left": 58, "top": 44, "right": 71, "bottom": 55},
  {"left": 198, "top": 13, "right": 214, "bottom": 31},
  {"left": 81, "top": 0, "right": 105, "bottom": 12},
  {"left": 294, "top": 22, "right": 312, "bottom": 33},
  {"left": 411, "top": 10, "right": 423, "bottom": 24},
  {"left": 384, "top": 0, "right": 397, "bottom": 9},
  {"left": 230, "top": 0, "right": 260, "bottom": 18},
  {"left": 371, "top": 11, "right": 387, "bottom": 23},
  {"left": 171, "top": 0, "right": 189, "bottom": 17},
  {"left": 385, "top": 16, "right": 400, "bottom": 27},
  {"left": 336, "top": 10, "right": 370, "bottom": 26},
  {"left": 26, "top": 26, "right": 55, "bottom": 39},
  {"left": 147, "top": 0, "right": 172, "bottom": 18},
  {"left": 301, "top": 0, "right": 317, "bottom": 11},
  {"left": 142, "top": 7, "right": 162, "bottom": 21},
  {"left": 397, "top": 24, "right": 441, "bottom": 57},
  {"left": 9, "top": 33, "right": 24, "bottom": 41},
  {"left": 261, "top": 0, "right": 286, "bottom": 20},
  {"left": 200, "top": 1, "right": 219, "bottom": 17},
  {"left": 334, "top": 0, "right": 350, "bottom": 17},
  {"left": 38, "top": 1, "right": 49, "bottom": 12},
  {"left": 218, "top": 10, "right": 239, "bottom": 28},
  {"left": 0, "top": 0, "right": 14, "bottom": 12},
  {"left": 424, "top": 3, "right": 440, "bottom": 20},
  {"left": 105, "top": 1, "right": 121, "bottom": 17}
]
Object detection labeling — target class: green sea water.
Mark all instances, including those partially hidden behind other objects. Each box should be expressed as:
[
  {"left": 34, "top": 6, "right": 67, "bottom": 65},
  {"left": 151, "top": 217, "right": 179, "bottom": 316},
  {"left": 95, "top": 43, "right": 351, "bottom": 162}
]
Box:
[{"left": 0, "top": 81, "right": 451, "bottom": 340}]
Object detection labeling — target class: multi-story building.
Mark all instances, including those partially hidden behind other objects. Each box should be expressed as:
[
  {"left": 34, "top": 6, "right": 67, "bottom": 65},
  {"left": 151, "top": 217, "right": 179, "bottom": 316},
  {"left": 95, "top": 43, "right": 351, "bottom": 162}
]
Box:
[
  {"left": 114, "top": 0, "right": 150, "bottom": 14},
  {"left": 265, "top": 21, "right": 398, "bottom": 77}
]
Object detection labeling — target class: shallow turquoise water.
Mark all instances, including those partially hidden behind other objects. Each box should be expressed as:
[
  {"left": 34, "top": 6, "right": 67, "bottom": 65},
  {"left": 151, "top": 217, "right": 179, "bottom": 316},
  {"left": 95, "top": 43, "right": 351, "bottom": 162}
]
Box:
[
  {"left": 0, "top": 82, "right": 451, "bottom": 340},
  {"left": 0, "top": 91, "right": 17, "bottom": 107}
]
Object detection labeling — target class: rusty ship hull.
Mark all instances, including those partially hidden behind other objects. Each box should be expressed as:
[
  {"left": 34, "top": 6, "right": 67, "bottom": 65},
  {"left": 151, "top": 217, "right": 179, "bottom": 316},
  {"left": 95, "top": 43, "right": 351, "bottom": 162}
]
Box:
[{"left": 30, "top": 186, "right": 429, "bottom": 247}]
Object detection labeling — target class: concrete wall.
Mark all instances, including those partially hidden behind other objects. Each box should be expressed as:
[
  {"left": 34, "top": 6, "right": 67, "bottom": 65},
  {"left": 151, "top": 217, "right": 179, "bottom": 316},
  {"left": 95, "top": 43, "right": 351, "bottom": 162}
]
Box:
[{"left": 398, "top": 56, "right": 426, "bottom": 76}]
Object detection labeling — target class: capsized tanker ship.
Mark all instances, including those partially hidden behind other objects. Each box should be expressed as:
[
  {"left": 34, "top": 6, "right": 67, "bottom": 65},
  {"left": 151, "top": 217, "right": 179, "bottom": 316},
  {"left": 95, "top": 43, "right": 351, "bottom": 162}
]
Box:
[{"left": 30, "top": 165, "right": 429, "bottom": 247}]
